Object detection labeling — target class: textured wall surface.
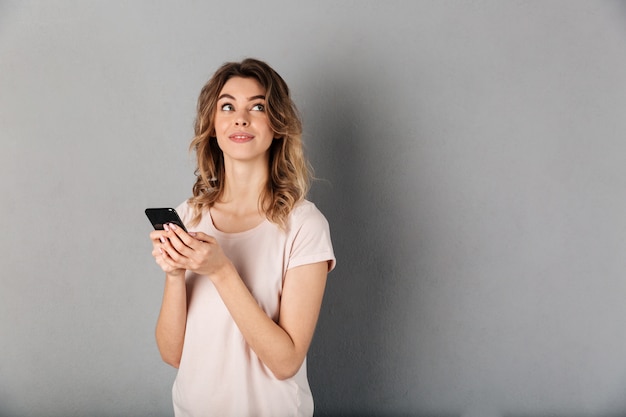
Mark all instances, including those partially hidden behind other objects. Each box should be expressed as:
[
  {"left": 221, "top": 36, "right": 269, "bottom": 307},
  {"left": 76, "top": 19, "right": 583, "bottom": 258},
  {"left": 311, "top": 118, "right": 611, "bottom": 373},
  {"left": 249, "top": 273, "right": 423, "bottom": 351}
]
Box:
[{"left": 2, "top": 1, "right": 626, "bottom": 416}]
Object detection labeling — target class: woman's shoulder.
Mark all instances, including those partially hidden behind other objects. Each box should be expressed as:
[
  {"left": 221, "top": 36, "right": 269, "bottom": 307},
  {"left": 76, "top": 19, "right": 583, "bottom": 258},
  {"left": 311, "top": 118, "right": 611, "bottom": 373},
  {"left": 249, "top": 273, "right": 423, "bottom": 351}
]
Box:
[
  {"left": 288, "top": 200, "right": 330, "bottom": 230},
  {"left": 175, "top": 199, "right": 194, "bottom": 224},
  {"left": 286, "top": 199, "right": 336, "bottom": 271},
  {"left": 290, "top": 199, "right": 324, "bottom": 218}
]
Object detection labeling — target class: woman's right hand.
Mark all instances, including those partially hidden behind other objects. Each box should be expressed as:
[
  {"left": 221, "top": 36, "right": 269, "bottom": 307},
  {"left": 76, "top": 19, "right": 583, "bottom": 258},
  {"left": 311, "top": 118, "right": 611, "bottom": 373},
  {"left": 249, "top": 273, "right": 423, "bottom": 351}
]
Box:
[{"left": 150, "top": 230, "right": 186, "bottom": 277}]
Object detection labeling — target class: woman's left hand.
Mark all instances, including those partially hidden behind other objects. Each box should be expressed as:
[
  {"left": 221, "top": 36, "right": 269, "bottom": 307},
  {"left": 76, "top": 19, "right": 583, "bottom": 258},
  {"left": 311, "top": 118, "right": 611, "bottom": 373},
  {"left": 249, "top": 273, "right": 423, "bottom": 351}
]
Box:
[{"left": 159, "top": 223, "right": 233, "bottom": 279}]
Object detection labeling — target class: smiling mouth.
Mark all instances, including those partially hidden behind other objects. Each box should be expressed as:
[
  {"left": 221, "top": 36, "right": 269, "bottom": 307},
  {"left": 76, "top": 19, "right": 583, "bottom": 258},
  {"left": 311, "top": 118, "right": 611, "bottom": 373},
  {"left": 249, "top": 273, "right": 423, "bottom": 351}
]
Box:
[{"left": 229, "top": 133, "right": 254, "bottom": 143}]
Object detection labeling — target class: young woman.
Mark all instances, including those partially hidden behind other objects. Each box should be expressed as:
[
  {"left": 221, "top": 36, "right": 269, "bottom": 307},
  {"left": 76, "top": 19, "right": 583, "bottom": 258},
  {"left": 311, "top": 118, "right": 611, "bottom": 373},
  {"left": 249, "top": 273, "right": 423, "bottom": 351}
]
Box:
[{"left": 149, "top": 58, "right": 335, "bottom": 417}]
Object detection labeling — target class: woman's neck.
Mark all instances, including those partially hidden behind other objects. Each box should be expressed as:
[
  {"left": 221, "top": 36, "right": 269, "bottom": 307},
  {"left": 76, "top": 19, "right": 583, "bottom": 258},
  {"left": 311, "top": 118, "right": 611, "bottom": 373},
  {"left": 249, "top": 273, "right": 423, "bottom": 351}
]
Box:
[
  {"left": 209, "top": 159, "right": 270, "bottom": 233},
  {"left": 220, "top": 158, "right": 269, "bottom": 215}
]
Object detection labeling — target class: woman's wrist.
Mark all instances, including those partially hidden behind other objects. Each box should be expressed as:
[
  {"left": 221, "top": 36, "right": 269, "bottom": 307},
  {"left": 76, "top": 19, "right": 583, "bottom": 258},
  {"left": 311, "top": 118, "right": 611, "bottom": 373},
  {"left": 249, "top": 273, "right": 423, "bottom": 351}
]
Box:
[
  {"left": 166, "top": 270, "right": 186, "bottom": 281},
  {"left": 209, "top": 260, "right": 236, "bottom": 286}
]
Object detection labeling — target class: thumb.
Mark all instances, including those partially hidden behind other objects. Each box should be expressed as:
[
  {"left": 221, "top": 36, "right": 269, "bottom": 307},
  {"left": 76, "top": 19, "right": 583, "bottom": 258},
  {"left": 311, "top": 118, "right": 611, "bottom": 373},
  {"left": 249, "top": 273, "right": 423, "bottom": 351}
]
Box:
[{"left": 188, "top": 231, "right": 213, "bottom": 243}]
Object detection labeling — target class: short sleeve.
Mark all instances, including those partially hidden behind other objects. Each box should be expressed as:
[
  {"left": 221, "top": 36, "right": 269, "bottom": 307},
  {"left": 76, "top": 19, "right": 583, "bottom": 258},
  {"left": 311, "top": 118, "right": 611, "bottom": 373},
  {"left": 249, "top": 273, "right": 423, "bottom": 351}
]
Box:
[{"left": 287, "top": 202, "right": 336, "bottom": 273}]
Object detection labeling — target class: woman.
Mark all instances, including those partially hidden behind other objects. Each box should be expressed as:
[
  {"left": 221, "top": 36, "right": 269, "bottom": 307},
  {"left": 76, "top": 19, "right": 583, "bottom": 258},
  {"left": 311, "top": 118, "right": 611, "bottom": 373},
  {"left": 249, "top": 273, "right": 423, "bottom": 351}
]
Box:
[{"left": 149, "top": 58, "right": 335, "bottom": 417}]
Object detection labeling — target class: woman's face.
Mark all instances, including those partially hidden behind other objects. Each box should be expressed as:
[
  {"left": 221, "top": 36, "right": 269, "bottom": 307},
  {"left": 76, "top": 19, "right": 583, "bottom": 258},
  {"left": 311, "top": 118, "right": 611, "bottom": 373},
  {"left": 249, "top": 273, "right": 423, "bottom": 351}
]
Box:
[{"left": 214, "top": 76, "right": 276, "bottom": 165}]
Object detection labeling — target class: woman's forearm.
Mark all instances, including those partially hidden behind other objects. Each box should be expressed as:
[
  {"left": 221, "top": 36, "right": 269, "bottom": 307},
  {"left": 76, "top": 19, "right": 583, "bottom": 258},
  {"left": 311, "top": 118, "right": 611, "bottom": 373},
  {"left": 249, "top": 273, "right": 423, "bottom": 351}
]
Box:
[
  {"left": 211, "top": 262, "right": 326, "bottom": 380},
  {"left": 155, "top": 272, "right": 188, "bottom": 368},
  {"left": 210, "top": 265, "right": 298, "bottom": 379}
]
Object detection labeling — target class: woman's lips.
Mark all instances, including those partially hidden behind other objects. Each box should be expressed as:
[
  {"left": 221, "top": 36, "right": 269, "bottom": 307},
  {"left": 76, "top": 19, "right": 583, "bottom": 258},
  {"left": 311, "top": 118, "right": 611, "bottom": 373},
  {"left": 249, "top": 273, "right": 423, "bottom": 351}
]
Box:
[{"left": 229, "top": 132, "right": 254, "bottom": 143}]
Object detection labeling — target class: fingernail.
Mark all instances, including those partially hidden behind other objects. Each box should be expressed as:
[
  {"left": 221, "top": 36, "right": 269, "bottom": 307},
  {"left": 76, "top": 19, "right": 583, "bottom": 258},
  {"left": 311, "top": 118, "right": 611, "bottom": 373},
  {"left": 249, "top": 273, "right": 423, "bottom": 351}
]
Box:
[
  {"left": 159, "top": 248, "right": 163, "bottom": 254},
  {"left": 170, "top": 223, "right": 177, "bottom": 230},
  {"left": 164, "top": 224, "right": 170, "bottom": 231},
  {"left": 189, "top": 232, "right": 197, "bottom": 237},
  {"left": 160, "top": 236, "right": 166, "bottom": 243}
]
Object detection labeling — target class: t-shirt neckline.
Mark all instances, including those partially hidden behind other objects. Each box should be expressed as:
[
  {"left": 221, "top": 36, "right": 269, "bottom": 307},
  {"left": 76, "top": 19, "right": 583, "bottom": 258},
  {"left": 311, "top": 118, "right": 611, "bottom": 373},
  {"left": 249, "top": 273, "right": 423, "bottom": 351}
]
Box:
[{"left": 206, "top": 208, "right": 271, "bottom": 239}]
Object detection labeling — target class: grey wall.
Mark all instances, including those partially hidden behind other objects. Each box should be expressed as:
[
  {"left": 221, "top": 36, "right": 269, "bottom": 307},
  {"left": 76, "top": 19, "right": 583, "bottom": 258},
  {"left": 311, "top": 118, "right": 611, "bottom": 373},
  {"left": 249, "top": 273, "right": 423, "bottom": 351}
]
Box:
[{"left": 2, "top": 1, "right": 626, "bottom": 416}]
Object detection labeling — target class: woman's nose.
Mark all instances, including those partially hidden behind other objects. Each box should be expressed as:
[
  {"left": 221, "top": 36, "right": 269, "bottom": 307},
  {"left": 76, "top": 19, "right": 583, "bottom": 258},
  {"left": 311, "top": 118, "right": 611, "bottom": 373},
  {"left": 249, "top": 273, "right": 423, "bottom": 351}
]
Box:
[{"left": 234, "top": 112, "right": 249, "bottom": 126}]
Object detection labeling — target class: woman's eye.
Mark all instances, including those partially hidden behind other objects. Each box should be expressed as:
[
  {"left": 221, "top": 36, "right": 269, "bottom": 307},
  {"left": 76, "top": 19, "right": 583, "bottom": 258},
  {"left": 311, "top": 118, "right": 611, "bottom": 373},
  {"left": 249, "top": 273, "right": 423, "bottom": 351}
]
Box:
[
  {"left": 251, "top": 103, "right": 265, "bottom": 111},
  {"left": 221, "top": 103, "right": 234, "bottom": 111}
]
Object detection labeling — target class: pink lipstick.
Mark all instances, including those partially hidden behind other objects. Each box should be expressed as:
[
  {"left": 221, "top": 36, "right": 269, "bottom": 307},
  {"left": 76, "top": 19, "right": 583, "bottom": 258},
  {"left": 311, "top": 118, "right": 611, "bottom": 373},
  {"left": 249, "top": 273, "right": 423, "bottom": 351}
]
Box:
[{"left": 228, "top": 132, "right": 254, "bottom": 143}]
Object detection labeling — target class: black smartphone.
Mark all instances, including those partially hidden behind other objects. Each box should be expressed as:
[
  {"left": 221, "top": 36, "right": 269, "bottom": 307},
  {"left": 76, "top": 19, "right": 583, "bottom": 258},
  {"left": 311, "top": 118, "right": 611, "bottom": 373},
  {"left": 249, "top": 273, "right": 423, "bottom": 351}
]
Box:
[{"left": 145, "top": 208, "right": 187, "bottom": 232}]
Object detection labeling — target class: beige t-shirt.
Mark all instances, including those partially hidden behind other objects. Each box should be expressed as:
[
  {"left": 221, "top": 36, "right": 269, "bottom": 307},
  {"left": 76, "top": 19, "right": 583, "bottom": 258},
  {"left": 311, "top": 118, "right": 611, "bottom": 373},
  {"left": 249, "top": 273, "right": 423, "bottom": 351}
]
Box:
[{"left": 172, "top": 200, "right": 336, "bottom": 417}]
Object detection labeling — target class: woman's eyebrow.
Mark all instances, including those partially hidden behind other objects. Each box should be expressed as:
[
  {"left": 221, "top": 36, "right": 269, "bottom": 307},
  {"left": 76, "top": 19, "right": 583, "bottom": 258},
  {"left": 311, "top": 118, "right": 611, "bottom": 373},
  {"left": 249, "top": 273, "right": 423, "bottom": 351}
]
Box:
[{"left": 218, "top": 93, "right": 266, "bottom": 101}]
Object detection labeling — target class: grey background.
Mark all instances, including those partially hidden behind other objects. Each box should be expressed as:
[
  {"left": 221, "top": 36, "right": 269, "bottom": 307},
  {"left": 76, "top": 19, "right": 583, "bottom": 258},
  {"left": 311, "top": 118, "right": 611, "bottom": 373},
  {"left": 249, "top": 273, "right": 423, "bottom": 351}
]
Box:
[{"left": 1, "top": 1, "right": 626, "bottom": 416}]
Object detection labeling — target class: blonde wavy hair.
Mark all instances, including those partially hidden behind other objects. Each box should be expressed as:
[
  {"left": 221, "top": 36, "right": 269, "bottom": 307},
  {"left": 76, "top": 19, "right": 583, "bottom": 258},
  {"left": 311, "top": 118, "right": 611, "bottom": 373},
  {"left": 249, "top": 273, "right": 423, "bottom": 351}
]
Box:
[{"left": 187, "top": 58, "right": 310, "bottom": 228}]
